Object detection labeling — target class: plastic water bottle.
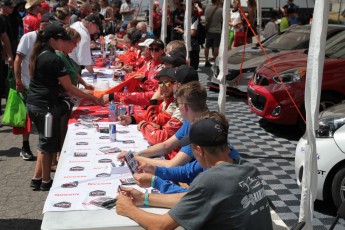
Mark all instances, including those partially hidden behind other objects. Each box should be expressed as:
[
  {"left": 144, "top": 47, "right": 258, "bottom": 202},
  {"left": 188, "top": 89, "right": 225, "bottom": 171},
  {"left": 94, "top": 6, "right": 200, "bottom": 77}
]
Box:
[{"left": 108, "top": 100, "right": 116, "bottom": 122}]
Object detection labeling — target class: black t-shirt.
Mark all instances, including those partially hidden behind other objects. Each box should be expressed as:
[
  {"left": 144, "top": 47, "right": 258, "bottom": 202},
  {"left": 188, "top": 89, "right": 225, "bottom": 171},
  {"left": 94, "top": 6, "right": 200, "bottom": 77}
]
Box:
[
  {"left": 0, "top": 17, "right": 4, "bottom": 57},
  {"left": 0, "top": 14, "right": 17, "bottom": 55},
  {"left": 27, "top": 45, "right": 69, "bottom": 108}
]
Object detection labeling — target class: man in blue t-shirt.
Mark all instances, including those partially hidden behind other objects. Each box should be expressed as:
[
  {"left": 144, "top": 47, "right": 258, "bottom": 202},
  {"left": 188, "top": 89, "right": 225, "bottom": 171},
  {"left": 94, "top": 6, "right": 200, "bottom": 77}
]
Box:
[{"left": 117, "top": 80, "right": 207, "bottom": 168}]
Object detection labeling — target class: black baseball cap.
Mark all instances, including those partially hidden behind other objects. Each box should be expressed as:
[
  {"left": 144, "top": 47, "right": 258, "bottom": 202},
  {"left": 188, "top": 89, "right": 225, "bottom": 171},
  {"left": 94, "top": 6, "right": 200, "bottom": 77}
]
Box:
[
  {"left": 130, "top": 30, "right": 143, "bottom": 45},
  {"left": 40, "top": 12, "right": 56, "bottom": 23},
  {"left": 149, "top": 39, "right": 164, "bottom": 49},
  {"left": 43, "top": 24, "right": 71, "bottom": 41},
  {"left": 85, "top": 13, "right": 102, "bottom": 29},
  {"left": 180, "top": 118, "right": 228, "bottom": 147},
  {"left": 0, "top": 0, "right": 15, "bottom": 7},
  {"left": 161, "top": 50, "right": 186, "bottom": 67},
  {"left": 174, "top": 65, "right": 199, "bottom": 84},
  {"left": 154, "top": 67, "right": 176, "bottom": 80}
]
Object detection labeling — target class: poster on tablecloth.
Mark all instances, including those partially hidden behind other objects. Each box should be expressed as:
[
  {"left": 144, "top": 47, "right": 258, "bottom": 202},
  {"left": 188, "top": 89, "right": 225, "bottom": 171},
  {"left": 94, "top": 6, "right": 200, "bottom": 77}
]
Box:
[{"left": 43, "top": 123, "right": 150, "bottom": 213}]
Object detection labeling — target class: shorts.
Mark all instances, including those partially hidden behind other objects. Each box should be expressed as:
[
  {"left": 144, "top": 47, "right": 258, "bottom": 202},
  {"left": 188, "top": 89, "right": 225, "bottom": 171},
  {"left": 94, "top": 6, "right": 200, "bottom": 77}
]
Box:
[
  {"left": 205, "top": 32, "right": 221, "bottom": 48},
  {"left": 26, "top": 101, "right": 71, "bottom": 153}
]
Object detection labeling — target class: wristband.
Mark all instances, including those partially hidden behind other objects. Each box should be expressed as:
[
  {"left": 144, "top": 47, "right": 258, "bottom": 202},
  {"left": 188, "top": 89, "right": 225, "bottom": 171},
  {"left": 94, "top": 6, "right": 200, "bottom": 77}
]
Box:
[
  {"left": 108, "top": 93, "right": 114, "bottom": 102},
  {"left": 16, "top": 82, "right": 23, "bottom": 85},
  {"left": 137, "top": 152, "right": 143, "bottom": 157},
  {"left": 151, "top": 175, "right": 156, "bottom": 188},
  {"left": 143, "top": 192, "right": 149, "bottom": 206}
]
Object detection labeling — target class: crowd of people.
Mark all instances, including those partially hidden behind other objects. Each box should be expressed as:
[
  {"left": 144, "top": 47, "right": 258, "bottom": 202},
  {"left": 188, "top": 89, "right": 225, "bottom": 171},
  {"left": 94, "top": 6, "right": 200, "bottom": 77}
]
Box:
[{"left": 0, "top": 0, "right": 279, "bottom": 228}]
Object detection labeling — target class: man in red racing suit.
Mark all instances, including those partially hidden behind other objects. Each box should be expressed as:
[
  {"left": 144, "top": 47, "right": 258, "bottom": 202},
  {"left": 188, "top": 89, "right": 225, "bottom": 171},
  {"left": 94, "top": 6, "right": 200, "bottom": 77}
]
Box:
[{"left": 105, "top": 39, "right": 166, "bottom": 106}]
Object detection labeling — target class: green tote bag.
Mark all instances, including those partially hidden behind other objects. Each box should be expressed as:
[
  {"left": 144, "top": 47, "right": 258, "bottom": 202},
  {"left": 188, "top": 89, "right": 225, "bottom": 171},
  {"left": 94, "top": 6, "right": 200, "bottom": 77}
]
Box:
[{"left": 2, "top": 88, "right": 27, "bottom": 127}]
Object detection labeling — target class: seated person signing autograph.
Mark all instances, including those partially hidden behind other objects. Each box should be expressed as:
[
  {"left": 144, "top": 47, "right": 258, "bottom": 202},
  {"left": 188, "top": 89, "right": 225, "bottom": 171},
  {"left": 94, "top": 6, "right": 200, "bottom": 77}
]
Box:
[
  {"left": 117, "top": 66, "right": 198, "bottom": 148},
  {"left": 116, "top": 111, "right": 273, "bottom": 230},
  {"left": 117, "top": 81, "right": 207, "bottom": 166}
]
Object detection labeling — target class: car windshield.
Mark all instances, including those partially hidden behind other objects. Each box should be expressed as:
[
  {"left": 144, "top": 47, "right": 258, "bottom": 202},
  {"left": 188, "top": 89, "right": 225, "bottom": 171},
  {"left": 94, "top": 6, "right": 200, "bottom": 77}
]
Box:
[
  {"left": 264, "top": 27, "right": 311, "bottom": 51},
  {"left": 325, "top": 30, "right": 345, "bottom": 59}
]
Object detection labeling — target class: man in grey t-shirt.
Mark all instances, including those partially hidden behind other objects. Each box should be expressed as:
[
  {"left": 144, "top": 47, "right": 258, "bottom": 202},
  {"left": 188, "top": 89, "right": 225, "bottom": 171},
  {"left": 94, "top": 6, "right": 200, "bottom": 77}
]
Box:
[
  {"left": 204, "top": 0, "right": 223, "bottom": 67},
  {"left": 120, "top": 0, "right": 134, "bottom": 28},
  {"left": 116, "top": 111, "right": 273, "bottom": 230}
]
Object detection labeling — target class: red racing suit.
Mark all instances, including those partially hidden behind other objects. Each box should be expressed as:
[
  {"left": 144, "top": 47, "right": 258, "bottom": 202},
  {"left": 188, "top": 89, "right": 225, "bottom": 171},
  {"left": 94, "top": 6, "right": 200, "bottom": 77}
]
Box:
[
  {"left": 111, "top": 59, "right": 165, "bottom": 106},
  {"left": 133, "top": 99, "right": 183, "bottom": 159}
]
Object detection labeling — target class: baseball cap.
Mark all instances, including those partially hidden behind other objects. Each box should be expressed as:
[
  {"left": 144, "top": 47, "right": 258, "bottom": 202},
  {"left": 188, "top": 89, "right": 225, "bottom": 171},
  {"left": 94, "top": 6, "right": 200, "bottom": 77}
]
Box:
[
  {"left": 154, "top": 67, "right": 176, "bottom": 80},
  {"left": 43, "top": 23, "right": 71, "bottom": 41},
  {"left": 25, "top": 0, "right": 44, "bottom": 9},
  {"left": 138, "top": 38, "right": 155, "bottom": 48},
  {"left": 85, "top": 13, "right": 102, "bottom": 29},
  {"left": 149, "top": 39, "right": 164, "bottom": 49},
  {"left": 40, "top": 12, "right": 56, "bottom": 23},
  {"left": 161, "top": 50, "right": 186, "bottom": 67},
  {"left": 173, "top": 65, "right": 199, "bottom": 84},
  {"left": 130, "top": 30, "right": 143, "bottom": 45},
  {"left": 180, "top": 118, "right": 228, "bottom": 147},
  {"left": 0, "top": 0, "right": 15, "bottom": 7},
  {"left": 41, "top": 1, "right": 52, "bottom": 10}
]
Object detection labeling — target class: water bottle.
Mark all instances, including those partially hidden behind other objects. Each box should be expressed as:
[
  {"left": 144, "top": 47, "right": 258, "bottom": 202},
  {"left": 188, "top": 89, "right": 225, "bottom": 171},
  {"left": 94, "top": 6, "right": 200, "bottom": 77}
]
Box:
[
  {"left": 44, "top": 111, "right": 53, "bottom": 138},
  {"left": 123, "top": 86, "right": 128, "bottom": 93},
  {"left": 108, "top": 100, "right": 116, "bottom": 122}
]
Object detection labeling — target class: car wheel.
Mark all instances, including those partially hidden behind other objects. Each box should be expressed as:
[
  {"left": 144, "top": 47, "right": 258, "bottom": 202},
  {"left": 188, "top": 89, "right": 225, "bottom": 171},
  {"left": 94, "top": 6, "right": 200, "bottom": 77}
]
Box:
[{"left": 331, "top": 167, "right": 345, "bottom": 208}]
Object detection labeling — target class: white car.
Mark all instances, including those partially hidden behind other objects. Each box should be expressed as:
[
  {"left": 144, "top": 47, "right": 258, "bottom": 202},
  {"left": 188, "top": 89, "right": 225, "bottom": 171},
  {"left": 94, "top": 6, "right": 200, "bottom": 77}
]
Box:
[{"left": 295, "top": 101, "right": 345, "bottom": 208}]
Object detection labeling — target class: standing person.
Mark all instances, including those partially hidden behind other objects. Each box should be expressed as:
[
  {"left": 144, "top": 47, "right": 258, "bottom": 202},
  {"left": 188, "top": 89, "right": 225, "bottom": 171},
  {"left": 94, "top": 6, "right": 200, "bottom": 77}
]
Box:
[
  {"left": 280, "top": 0, "right": 297, "bottom": 14},
  {"left": 99, "top": 0, "right": 114, "bottom": 35},
  {"left": 13, "top": 13, "right": 56, "bottom": 161},
  {"left": 174, "top": 7, "right": 200, "bottom": 70},
  {"left": 26, "top": 24, "right": 102, "bottom": 191},
  {"left": 120, "top": 0, "right": 135, "bottom": 30},
  {"left": 112, "top": 0, "right": 122, "bottom": 33},
  {"left": 228, "top": 0, "right": 243, "bottom": 49},
  {"left": 116, "top": 111, "right": 273, "bottom": 230},
  {"left": 204, "top": 0, "right": 222, "bottom": 67},
  {"left": 280, "top": 8, "right": 294, "bottom": 32},
  {"left": 171, "top": 0, "right": 184, "bottom": 41},
  {"left": 54, "top": 6, "right": 71, "bottom": 25},
  {"left": 23, "top": 0, "right": 43, "bottom": 34},
  {"left": 263, "top": 10, "right": 278, "bottom": 39},
  {"left": 152, "top": 2, "right": 162, "bottom": 39},
  {"left": 69, "top": 14, "right": 101, "bottom": 76},
  {"left": 69, "top": 2, "right": 92, "bottom": 25},
  {"left": 0, "top": 0, "right": 18, "bottom": 61}
]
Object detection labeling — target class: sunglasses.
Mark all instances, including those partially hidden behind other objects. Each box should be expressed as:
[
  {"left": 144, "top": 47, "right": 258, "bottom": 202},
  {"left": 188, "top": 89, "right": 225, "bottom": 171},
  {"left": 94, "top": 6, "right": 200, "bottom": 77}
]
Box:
[
  {"left": 149, "top": 47, "right": 162, "bottom": 52},
  {"left": 158, "top": 81, "right": 174, "bottom": 87}
]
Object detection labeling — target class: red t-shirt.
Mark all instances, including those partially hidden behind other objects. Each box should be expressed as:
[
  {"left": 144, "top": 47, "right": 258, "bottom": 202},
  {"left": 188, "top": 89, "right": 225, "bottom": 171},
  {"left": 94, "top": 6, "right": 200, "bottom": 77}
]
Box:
[{"left": 23, "top": 13, "right": 40, "bottom": 34}]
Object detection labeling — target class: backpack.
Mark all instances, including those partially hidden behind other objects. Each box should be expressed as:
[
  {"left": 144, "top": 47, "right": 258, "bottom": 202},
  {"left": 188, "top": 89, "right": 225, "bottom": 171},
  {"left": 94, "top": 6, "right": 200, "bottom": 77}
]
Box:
[{"left": 197, "top": 22, "right": 206, "bottom": 45}]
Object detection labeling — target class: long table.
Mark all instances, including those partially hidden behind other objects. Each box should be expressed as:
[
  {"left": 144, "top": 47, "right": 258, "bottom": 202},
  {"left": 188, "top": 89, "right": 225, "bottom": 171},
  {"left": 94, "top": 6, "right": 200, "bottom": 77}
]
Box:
[{"left": 41, "top": 121, "right": 177, "bottom": 229}]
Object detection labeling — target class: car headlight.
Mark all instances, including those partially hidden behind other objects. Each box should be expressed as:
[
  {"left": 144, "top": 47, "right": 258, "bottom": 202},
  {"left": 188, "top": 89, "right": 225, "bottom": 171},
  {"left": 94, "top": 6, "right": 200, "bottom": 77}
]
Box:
[
  {"left": 273, "top": 68, "right": 306, "bottom": 84},
  {"left": 316, "top": 116, "right": 345, "bottom": 138}
]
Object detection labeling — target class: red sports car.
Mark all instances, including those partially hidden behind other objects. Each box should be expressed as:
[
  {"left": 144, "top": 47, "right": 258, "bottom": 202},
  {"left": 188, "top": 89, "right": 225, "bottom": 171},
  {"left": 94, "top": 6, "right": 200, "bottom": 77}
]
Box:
[{"left": 247, "top": 31, "right": 345, "bottom": 129}]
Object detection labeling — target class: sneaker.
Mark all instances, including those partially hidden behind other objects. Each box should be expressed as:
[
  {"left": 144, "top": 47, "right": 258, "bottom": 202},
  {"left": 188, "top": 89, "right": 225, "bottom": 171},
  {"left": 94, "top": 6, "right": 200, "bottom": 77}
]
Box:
[
  {"left": 204, "top": 61, "right": 212, "bottom": 67},
  {"left": 20, "top": 147, "right": 34, "bottom": 161},
  {"left": 30, "top": 179, "right": 42, "bottom": 190},
  {"left": 40, "top": 180, "right": 53, "bottom": 191}
]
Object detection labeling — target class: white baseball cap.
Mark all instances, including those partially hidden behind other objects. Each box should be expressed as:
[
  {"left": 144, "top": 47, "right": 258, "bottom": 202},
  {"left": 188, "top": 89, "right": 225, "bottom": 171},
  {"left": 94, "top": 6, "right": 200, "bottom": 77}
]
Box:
[{"left": 138, "top": 38, "right": 155, "bottom": 48}]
